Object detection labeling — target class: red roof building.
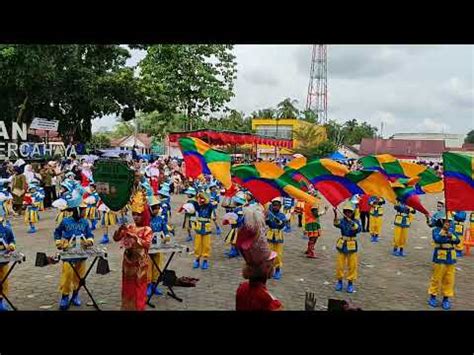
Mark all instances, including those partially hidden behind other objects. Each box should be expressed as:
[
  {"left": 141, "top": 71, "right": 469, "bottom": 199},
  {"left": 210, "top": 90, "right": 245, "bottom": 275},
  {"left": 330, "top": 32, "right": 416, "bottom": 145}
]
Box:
[{"left": 359, "top": 138, "right": 446, "bottom": 159}]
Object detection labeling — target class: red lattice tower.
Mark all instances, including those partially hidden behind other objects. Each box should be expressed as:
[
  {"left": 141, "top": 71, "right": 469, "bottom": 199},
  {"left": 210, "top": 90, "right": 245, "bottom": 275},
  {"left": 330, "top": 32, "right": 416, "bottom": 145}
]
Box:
[{"left": 305, "top": 45, "right": 328, "bottom": 124}]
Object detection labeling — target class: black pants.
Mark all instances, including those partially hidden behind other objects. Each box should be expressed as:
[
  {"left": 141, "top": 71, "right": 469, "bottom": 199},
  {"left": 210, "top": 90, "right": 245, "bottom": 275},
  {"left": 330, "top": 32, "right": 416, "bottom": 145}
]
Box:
[
  {"left": 360, "top": 212, "right": 370, "bottom": 232},
  {"left": 43, "top": 186, "right": 57, "bottom": 209}
]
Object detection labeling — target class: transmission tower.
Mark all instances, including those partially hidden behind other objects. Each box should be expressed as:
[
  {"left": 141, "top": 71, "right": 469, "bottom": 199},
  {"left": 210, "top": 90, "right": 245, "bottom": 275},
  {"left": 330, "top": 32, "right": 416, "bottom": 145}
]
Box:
[{"left": 305, "top": 45, "right": 328, "bottom": 124}]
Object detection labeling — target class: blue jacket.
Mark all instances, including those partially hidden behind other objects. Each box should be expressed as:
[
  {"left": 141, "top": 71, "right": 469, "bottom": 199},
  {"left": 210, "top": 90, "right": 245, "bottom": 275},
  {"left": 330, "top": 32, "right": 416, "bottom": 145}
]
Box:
[
  {"left": 394, "top": 203, "right": 415, "bottom": 228},
  {"left": 266, "top": 211, "right": 287, "bottom": 230},
  {"left": 432, "top": 225, "right": 459, "bottom": 264},
  {"left": 334, "top": 217, "right": 361, "bottom": 254},
  {"left": 0, "top": 224, "right": 15, "bottom": 245},
  {"left": 54, "top": 217, "right": 94, "bottom": 242},
  {"left": 369, "top": 196, "right": 385, "bottom": 217},
  {"left": 193, "top": 203, "right": 214, "bottom": 235}
]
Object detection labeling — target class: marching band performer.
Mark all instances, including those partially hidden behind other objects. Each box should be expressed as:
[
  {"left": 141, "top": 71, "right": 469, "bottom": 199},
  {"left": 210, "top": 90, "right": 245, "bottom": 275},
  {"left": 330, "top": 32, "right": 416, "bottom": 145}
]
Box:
[
  {"left": 427, "top": 212, "right": 460, "bottom": 310},
  {"left": 333, "top": 202, "right": 362, "bottom": 293},
  {"left": 208, "top": 182, "right": 222, "bottom": 236},
  {"left": 368, "top": 196, "right": 385, "bottom": 242},
  {"left": 265, "top": 198, "right": 287, "bottom": 280},
  {"left": 98, "top": 200, "right": 118, "bottom": 244},
  {"left": 83, "top": 183, "right": 100, "bottom": 231},
  {"left": 0, "top": 220, "right": 16, "bottom": 311},
  {"left": 157, "top": 183, "right": 173, "bottom": 235},
  {"left": 282, "top": 197, "right": 294, "bottom": 232},
  {"left": 191, "top": 191, "right": 214, "bottom": 270},
  {"left": 53, "top": 182, "right": 74, "bottom": 225},
  {"left": 451, "top": 211, "right": 466, "bottom": 258},
  {"left": 392, "top": 200, "right": 416, "bottom": 257},
  {"left": 294, "top": 199, "right": 305, "bottom": 229},
  {"left": 223, "top": 192, "right": 246, "bottom": 258},
  {"left": 0, "top": 185, "right": 13, "bottom": 228},
  {"left": 303, "top": 201, "right": 328, "bottom": 259},
  {"left": 235, "top": 205, "right": 282, "bottom": 311},
  {"left": 147, "top": 198, "right": 170, "bottom": 297},
  {"left": 427, "top": 200, "right": 446, "bottom": 227},
  {"left": 23, "top": 184, "right": 42, "bottom": 234},
  {"left": 53, "top": 195, "right": 94, "bottom": 311},
  {"left": 113, "top": 190, "right": 153, "bottom": 311},
  {"left": 182, "top": 187, "right": 198, "bottom": 242}
]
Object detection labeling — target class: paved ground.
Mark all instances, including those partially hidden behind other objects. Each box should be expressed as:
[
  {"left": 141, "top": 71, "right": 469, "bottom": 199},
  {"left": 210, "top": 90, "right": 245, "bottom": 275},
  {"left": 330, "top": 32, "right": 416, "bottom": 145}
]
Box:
[{"left": 3, "top": 193, "right": 474, "bottom": 311}]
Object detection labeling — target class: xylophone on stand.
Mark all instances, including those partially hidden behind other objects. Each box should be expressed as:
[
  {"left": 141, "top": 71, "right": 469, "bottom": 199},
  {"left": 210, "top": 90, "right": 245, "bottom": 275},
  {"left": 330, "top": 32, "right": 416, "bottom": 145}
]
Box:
[
  {"left": 0, "top": 248, "right": 26, "bottom": 311},
  {"left": 147, "top": 237, "right": 188, "bottom": 307},
  {"left": 57, "top": 235, "right": 109, "bottom": 311}
]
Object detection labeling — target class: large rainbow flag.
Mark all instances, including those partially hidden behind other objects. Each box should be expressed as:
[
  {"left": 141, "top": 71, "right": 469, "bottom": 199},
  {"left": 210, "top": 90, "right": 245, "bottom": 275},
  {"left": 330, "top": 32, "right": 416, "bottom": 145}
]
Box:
[
  {"left": 178, "top": 137, "right": 232, "bottom": 189},
  {"left": 359, "top": 154, "right": 443, "bottom": 193},
  {"left": 295, "top": 158, "right": 397, "bottom": 207},
  {"left": 284, "top": 156, "right": 311, "bottom": 190},
  {"left": 231, "top": 162, "right": 319, "bottom": 205},
  {"left": 442, "top": 152, "right": 474, "bottom": 211}
]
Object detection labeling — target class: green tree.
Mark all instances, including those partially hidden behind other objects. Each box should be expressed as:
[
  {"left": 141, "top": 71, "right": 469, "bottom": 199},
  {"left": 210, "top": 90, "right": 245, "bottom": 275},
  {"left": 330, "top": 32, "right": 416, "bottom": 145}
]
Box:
[
  {"left": 465, "top": 130, "right": 474, "bottom": 144},
  {"left": 250, "top": 108, "right": 277, "bottom": 119},
  {"left": 324, "top": 119, "right": 377, "bottom": 146},
  {"left": 211, "top": 110, "right": 252, "bottom": 132},
  {"left": 89, "top": 132, "right": 111, "bottom": 149},
  {"left": 300, "top": 108, "right": 318, "bottom": 124},
  {"left": 110, "top": 121, "right": 135, "bottom": 139},
  {"left": 276, "top": 98, "right": 300, "bottom": 119},
  {"left": 293, "top": 124, "right": 334, "bottom": 158},
  {"left": 0, "top": 44, "right": 141, "bottom": 142},
  {"left": 138, "top": 45, "right": 237, "bottom": 131}
]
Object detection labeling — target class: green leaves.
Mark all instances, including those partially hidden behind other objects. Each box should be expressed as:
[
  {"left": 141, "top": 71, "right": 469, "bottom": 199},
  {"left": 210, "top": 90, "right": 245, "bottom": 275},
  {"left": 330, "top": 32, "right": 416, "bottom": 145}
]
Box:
[{"left": 138, "top": 45, "right": 237, "bottom": 130}]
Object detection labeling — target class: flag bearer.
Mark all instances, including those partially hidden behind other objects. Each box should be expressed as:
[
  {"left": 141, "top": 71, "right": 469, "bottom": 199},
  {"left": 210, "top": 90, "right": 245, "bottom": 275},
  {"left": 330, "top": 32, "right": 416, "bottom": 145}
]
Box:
[
  {"left": 392, "top": 200, "right": 416, "bottom": 257},
  {"left": 192, "top": 192, "right": 214, "bottom": 270},
  {"left": 265, "top": 198, "right": 287, "bottom": 280},
  {"left": 427, "top": 212, "right": 460, "bottom": 310},
  {"left": 333, "top": 203, "right": 362, "bottom": 293},
  {"left": 368, "top": 196, "right": 385, "bottom": 242},
  {"left": 451, "top": 211, "right": 466, "bottom": 258},
  {"left": 303, "top": 201, "right": 328, "bottom": 259},
  {"left": 0, "top": 221, "right": 16, "bottom": 311},
  {"left": 182, "top": 187, "right": 198, "bottom": 242}
]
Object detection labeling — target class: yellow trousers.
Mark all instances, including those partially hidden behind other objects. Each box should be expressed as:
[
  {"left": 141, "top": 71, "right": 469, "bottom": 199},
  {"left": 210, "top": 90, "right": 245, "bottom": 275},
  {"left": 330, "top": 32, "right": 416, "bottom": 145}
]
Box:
[
  {"left": 148, "top": 253, "right": 164, "bottom": 283},
  {"left": 393, "top": 226, "right": 409, "bottom": 248},
  {"left": 269, "top": 242, "right": 284, "bottom": 269},
  {"left": 369, "top": 216, "right": 382, "bottom": 236},
  {"left": 428, "top": 263, "right": 455, "bottom": 297},
  {"left": 59, "top": 261, "right": 86, "bottom": 295},
  {"left": 0, "top": 264, "right": 9, "bottom": 297},
  {"left": 336, "top": 252, "right": 358, "bottom": 281},
  {"left": 194, "top": 234, "right": 211, "bottom": 259}
]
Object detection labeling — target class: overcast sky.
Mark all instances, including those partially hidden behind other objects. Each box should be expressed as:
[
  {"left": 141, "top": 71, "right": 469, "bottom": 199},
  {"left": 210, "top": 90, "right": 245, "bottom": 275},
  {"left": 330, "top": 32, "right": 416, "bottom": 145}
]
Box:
[{"left": 92, "top": 45, "right": 473, "bottom": 137}]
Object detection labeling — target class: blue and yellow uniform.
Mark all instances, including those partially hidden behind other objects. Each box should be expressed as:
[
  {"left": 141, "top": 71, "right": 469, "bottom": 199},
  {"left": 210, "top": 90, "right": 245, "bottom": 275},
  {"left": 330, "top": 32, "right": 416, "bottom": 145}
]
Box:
[
  {"left": 54, "top": 216, "right": 94, "bottom": 303},
  {"left": 0, "top": 223, "right": 16, "bottom": 310},
  {"left": 148, "top": 213, "right": 170, "bottom": 288},
  {"left": 392, "top": 202, "right": 416, "bottom": 256},
  {"left": 368, "top": 196, "right": 384, "bottom": 242},
  {"left": 266, "top": 204, "right": 287, "bottom": 278},
  {"left": 282, "top": 197, "right": 294, "bottom": 231},
  {"left": 84, "top": 191, "right": 100, "bottom": 230},
  {"left": 428, "top": 220, "right": 459, "bottom": 309},
  {"left": 192, "top": 193, "right": 214, "bottom": 269},
  {"left": 334, "top": 212, "right": 361, "bottom": 291},
  {"left": 451, "top": 211, "right": 466, "bottom": 257}
]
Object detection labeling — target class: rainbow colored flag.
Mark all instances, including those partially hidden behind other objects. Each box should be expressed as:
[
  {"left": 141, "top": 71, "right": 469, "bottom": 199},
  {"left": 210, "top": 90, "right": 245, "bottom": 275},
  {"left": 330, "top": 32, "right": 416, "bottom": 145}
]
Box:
[
  {"left": 231, "top": 162, "right": 319, "bottom": 205},
  {"left": 391, "top": 180, "right": 429, "bottom": 214},
  {"left": 359, "top": 154, "right": 443, "bottom": 193},
  {"left": 295, "top": 158, "right": 397, "bottom": 207},
  {"left": 442, "top": 152, "right": 474, "bottom": 211},
  {"left": 178, "top": 137, "right": 232, "bottom": 189}
]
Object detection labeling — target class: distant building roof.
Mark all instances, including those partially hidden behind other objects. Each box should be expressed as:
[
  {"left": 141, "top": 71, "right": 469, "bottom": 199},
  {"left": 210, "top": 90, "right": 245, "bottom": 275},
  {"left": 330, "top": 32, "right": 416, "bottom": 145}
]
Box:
[
  {"left": 110, "top": 134, "right": 153, "bottom": 149},
  {"left": 359, "top": 138, "right": 446, "bottom": 158},
  {"left": 390, "top": 132, "right": 465, "bottom": 148}
]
